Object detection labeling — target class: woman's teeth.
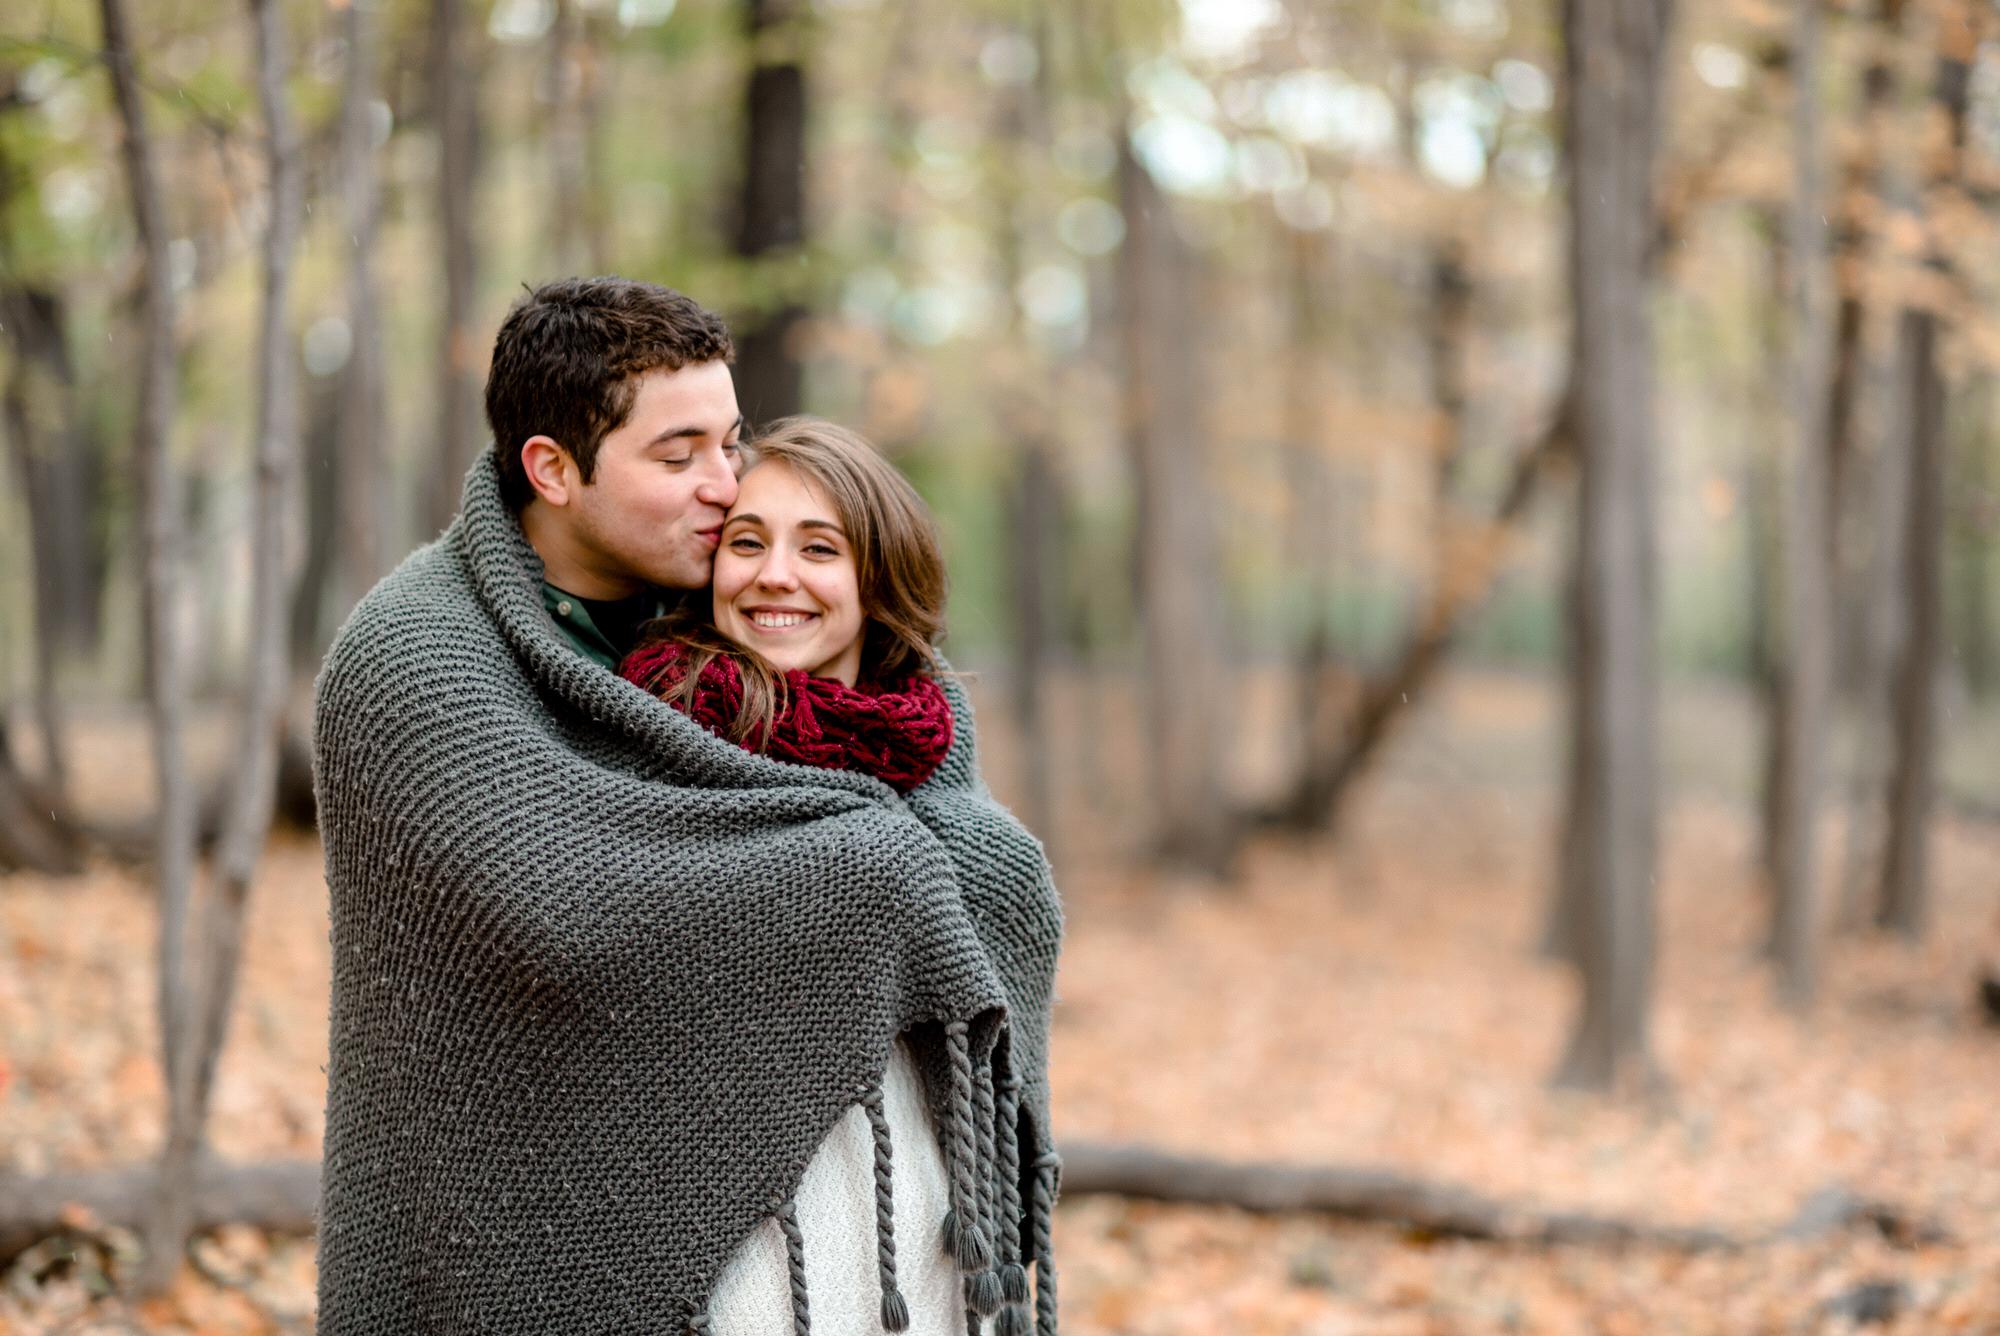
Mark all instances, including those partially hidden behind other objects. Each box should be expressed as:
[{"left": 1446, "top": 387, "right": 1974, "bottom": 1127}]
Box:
[{"left": 751, "top": 611, "right": 813, "bottom": 629}]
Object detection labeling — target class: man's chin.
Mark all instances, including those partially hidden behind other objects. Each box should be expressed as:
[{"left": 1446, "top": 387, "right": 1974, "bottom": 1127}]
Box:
[{"left": 645, "top": 555, "right": 715, "bottom": 593}]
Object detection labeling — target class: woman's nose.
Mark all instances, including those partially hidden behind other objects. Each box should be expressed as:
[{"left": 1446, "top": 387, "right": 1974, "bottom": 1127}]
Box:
[{"left": 756, "top": 551, "right": 798, "bottom": 589}]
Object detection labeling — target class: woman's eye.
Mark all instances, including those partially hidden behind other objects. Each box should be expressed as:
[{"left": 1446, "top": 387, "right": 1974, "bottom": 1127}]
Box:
[
  {"left": 728, "top": 536, "right": 763, "bottom": 552},
  {"left": 804, "top": 544, "right": 838, "bottom": 558}
]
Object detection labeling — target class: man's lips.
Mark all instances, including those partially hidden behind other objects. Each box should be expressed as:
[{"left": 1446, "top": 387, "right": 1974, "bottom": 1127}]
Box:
[{"left": 694, "top": 526, "right": 722, "bottom": 548}]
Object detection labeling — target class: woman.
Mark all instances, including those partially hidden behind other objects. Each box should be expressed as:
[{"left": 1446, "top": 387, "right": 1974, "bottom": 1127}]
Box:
[{"left": 620, "top": 418, "right": 1061, "bottom": 1336}]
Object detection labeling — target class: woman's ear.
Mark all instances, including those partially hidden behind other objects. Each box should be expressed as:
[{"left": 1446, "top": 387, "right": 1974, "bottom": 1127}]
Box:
[{"left": 520, "top": 435, "right": 575, "bottom": 507}]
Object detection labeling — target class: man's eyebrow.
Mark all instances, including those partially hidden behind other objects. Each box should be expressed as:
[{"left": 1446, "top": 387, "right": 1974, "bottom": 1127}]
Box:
[{"left": 649, "top": 415, "right": 746, "bottom": 446}]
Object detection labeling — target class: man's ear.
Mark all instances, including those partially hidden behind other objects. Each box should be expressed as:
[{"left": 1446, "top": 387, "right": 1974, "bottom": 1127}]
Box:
[{"left": 520, "top": 435, "right": 576, "bottom": 507}]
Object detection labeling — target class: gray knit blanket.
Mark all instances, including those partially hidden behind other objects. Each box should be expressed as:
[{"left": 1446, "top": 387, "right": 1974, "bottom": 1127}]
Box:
[{"left": 311, "top": 450, "right": 1064, "bottom": 1335}]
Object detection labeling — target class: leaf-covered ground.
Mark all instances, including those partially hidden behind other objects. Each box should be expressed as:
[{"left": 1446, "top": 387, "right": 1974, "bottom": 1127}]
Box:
[{"left": 3, "top": 674, "right": 1997, "bottom": 1333}]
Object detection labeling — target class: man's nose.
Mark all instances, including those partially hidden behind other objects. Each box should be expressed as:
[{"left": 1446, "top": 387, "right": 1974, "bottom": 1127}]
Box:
[{"left": 695, "top": 452, "right": 738, "bottom": 508}]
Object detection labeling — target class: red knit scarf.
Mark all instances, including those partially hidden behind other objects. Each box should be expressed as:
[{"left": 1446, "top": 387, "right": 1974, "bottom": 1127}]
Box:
[{"left": 619, "top": 641, "right": 953, "bottom": 794}]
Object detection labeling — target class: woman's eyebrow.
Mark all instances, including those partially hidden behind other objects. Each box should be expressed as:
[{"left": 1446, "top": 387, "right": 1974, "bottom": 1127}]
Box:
[{"left": 798, "top": 519, "right": 844, "bottom": 535}]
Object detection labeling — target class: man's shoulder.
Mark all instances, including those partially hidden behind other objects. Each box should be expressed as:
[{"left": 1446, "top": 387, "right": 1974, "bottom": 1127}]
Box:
[
  {"left": 329, "top": 539, "right": 459, "bottom": 642},
  {"left": 316, "top": 539, "right": 495, "bottom": 705}
]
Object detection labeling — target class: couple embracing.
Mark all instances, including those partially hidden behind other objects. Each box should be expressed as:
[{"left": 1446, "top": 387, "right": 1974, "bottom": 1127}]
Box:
[{"left": 311, "top": 277, "right": 1065, "bottom": 1336}]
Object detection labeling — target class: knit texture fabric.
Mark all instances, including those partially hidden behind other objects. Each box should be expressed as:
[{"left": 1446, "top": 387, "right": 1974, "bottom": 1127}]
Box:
[
  {"left": 618, "top": 641, "right": 954, "bottom": 794},
  {"left": 311, "top": 449, "right": 1065, "bottom": 1335}
]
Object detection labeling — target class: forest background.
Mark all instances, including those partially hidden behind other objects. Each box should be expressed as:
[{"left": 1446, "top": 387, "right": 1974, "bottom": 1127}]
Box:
[{"left": 2, "top": 0, "right": 1999, "bottom": 1330}]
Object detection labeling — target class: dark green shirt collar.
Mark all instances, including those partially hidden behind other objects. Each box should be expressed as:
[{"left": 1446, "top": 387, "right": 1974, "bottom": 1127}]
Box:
[{"left": 542, "top": 582, "right": 666, "bottom": 672}]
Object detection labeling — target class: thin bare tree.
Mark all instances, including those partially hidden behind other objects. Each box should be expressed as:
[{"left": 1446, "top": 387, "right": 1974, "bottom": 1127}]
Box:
[
  {"left": 0, "top": 284, "right": 73, "bottom": 801},
  {"left": 338, "top": 0, "right": 387, "bottom": 610},
  {"left": 1830, "top": 0, "right": 1909, "bottom": 930},
  {"left": 1824, "top": 0, "right": 1906, "bottom": 677},
  {"left": 1875, "top": 0, "right": 1980, "bottom": 939},
  {"left": 145, "top": 0, "right": 302, "bottom": 1291},
  {"left": 984, "top": 19, "right": 1065, "bottom": 860},
  {"left": 545, "top": 0, "right": 610, "bottom": 274},
  {"left": 1552, "top": 0, "right": 1675, "bottom": 1092},
  {"left": 425, "top": 0, "right": 483, "bottom": 532},
  {"left": 732, "top": 0, "right": 809, "bottom": 426},
  {"left": 0, "top": 721, "right": 80, "bottom": 875},
  {"left": 98, "top": 0, "right": 199, "bottom": 1291},
  {"left": 1275, "top": 224, "right": 1343, "bottom": 827},
  {"left": 1769, "top": 0, "right": 1835, "bottom": 1008},
  {"left": 1117, "top": 131, "right": 1235, "bottom": 875}
]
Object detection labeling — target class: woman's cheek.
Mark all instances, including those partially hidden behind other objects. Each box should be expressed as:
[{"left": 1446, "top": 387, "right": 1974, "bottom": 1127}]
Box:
[{"left": 711, "top": 554, "right": 748, "bottom": 611}]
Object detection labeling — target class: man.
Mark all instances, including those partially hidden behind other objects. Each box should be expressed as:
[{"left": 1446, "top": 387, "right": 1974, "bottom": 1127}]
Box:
[
  {"left": 483, "top": 276, "right": 747, "bottom": 666},
  {"left": 309, "top": 276, "right": 1066, "bottom": 1334}
]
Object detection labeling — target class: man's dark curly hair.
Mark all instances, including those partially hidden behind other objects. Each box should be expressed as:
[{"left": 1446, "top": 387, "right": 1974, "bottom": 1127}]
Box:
[{"left": 484, "top": 276, "right": 734, "bottom": 509}]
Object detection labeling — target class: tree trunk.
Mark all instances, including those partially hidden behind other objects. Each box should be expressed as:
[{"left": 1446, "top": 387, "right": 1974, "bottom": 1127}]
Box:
[
  {"left": 1280, "top": 226, "right": 1342, "bottom": 826},
  {"left": 0, "top": 721, "right": 81, "bottom": 875},
  {"left": 1837, "top": 321, "right": 1913, "bottom": 926},
  {"left": 1544, "top": 412, "right": 1587, "bottom": 967},
  {"left": 337, "top": 0, "right": 387, "bottom": 612},
  {"left": 288, "top": 374, "right": 341, "bottom": 660},
  {"left": 98, "top": 0, "right": 200, "bottom": 1294},
  {"left": 988, "top": 47, "right": 1067, "bottom": 863},
  {"left": 1824, "top": 0, "right": 1904, "bottom": 693},
  {"left": 1769, "top": 0, "right": 1834, "bottom": 1009},
  {"left": 1552, "top": 0, "right": 1673, "bottom": 1094},
  {"left": 149, "top": 0, "right": 304, "bottom": 1295},
  {"left": 1953, "top": 380, "right": 1994, "bottom": 698},
  {"left": 545, "top": 0, "right": 610, "bottom": 274},
  {"left": 1425, "top": 236, "right": 1474, "bottom": 502},
  {"left": 0, "top": 288, "right": 72, "bottom": 799},
  {"left": 0, "top": 86, "right": 109, "bottom": 667},
  {"left": 1875, "top": 1, "right": 1977, "bottom": 940},
  {"left": 1876, "top": 305, "right": 1946, "bottom": 939},
  {"left": 1008, "top": 444, "right": 1064, "bottom": 859},
  {"left": 732, "top": 0, "right": 808, "bottom": 427},
  {"left": 1748, "top": 402, "right": 1784, "bottom": 885},
  {"left": 1748, "top": 212, "right": 1787, "bottom": 889},
  {"left": 1118, "top": 133, "right": 1235, "bottom": 875},
  {"left": 424, "top": 0, "right": 482, "bottom": 533}
]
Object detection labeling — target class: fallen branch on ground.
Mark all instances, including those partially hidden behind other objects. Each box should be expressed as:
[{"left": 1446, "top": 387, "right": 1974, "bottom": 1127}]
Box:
[
  {"left": 0, "top": 1156, "right": 318, "bottom": 1268},
  {"left": 0, "top": 1144, "right": 1942, "bottom": 1273},
  {"left": 1058, "top": 1141, "right": 1944, "bottom": 1250}
]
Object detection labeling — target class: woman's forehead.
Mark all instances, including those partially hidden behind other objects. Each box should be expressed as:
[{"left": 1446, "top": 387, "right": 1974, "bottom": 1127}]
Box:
[{"left": 729, "top": 460, "right": 842, "bottom": 529}]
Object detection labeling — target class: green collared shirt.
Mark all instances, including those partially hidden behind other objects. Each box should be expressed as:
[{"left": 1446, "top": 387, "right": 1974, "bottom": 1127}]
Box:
[{"left": 542, "top": 583, "right": 667, "bottom": 672}]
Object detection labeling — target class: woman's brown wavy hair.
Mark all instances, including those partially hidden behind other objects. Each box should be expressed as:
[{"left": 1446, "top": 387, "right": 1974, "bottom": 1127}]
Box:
[{"left": 630, "top": 416, "right": 948, "bottom": 747}]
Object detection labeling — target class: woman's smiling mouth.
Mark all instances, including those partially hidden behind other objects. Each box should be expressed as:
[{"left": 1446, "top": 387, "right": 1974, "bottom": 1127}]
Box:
[{"left": 745, "top": 607, "right": 819, "bottom": 631}]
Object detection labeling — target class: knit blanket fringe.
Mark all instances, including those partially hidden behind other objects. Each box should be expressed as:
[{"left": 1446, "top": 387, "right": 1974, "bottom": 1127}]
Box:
[{"left": 684, "top": 1020, "right": 1060, "bottom": 1336}]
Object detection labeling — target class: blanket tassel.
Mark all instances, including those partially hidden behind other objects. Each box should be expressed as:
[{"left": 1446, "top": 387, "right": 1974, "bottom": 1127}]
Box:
[
  {"left": 776, "top": 1198, "right": 810, "bottom": 1336},
  {"left": 993, "top": 1069, "right": 1031, "bottom": 1336},
  {"left": 967, "top": 1054, "right": 1003, "bottom": 1318},
  {"left": 861, "top": 1082, "right": 912, "bottom": 1332},
  {"left": 941, "top": 1021, "right": 991, "bottom": 1274},
  {"left": 1030, "top": 1149, "right": 1061, "bottom": 1336}
]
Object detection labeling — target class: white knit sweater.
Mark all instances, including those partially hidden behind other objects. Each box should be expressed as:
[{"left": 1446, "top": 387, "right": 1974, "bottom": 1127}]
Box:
[{"left": 705, "top": 1036, "right": 988, "bottom": 1336}]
